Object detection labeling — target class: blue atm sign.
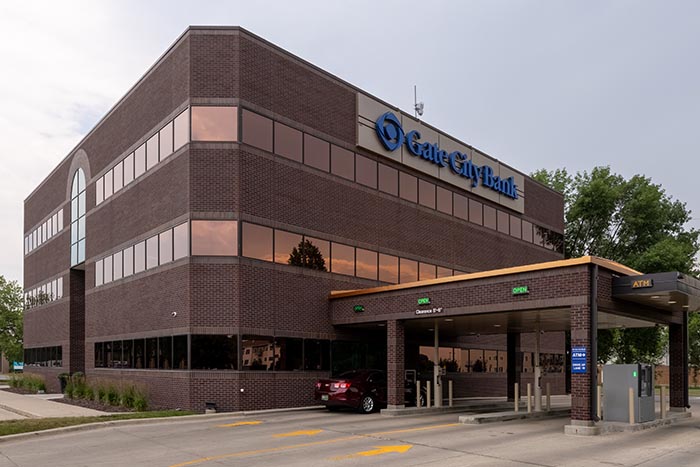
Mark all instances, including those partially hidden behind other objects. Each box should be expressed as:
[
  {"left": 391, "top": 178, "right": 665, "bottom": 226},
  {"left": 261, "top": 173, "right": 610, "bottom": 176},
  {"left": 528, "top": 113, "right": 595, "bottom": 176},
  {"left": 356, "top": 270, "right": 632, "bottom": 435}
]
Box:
[
  {"left": 375, "top": 112, "right": 518, "bottom": 199},
  {"left": 571, "top": 347, "right": 587, "bottom": 374}
]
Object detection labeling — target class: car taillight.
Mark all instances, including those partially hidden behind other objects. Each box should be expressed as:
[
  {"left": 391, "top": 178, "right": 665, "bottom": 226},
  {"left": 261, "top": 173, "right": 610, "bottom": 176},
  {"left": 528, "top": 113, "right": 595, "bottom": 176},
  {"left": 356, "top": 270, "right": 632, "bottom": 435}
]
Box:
[
  {"left": 332, "top": 382, "right": 351, "bottom": 389},
  {"left": 315, "top": 382, "right": 321, "bottom": 389}
]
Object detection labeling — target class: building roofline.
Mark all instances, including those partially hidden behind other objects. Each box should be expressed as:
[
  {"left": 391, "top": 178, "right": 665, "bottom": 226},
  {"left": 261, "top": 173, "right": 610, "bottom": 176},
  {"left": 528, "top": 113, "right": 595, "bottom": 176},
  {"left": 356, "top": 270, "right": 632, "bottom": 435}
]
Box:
[{"left": 328, "top": 256, "right": 641, "bottom": 299}]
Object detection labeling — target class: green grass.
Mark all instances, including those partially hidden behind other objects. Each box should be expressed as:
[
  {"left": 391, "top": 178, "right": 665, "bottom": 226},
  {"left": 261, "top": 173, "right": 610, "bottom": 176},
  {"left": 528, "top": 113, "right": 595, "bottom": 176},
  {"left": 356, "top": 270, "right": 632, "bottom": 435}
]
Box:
[
  {"left": 0, "top": 410, "right": 196, "bottom": 437},
  {"left": 689, "top": 387, "right": 700, "bottom": 397}
]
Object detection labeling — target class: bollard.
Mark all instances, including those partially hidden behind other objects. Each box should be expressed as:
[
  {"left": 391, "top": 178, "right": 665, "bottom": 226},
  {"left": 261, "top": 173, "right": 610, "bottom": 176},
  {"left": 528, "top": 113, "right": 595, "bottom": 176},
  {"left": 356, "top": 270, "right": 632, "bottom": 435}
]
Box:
[
  {"left": 448, "top": 380, "right": 453, "bottom": 407},
  {"left": 426, "top": 381, "right": 432, "bottom": 408},
  {"left": 416, "top": 380, "right": 422, "bottom": 408},
  {"left": 546, "top": 382, "right": 551, "bottom": 412},
  {"left": 660, "top": 385, "right": 666, "bottom": 419},
  {"left": 629, "top": 387, "right": 635, "bottom": 425},
  {"left": 597, "top": 384, "right": 603, "bottom": 420},
  {"left": 527, "top": 383, "right": 532, "bottom": 413},
  {"left": 514, "top": 382, "right": 519, "bottom": 413}
]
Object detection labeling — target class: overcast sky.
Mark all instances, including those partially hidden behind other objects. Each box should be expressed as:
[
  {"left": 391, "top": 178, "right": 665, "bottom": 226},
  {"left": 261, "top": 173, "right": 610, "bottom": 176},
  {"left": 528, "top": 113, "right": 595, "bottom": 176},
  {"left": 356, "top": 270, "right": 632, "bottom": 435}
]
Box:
[{"left": 1, "top": 1, "right": 699, "bottom": 285}]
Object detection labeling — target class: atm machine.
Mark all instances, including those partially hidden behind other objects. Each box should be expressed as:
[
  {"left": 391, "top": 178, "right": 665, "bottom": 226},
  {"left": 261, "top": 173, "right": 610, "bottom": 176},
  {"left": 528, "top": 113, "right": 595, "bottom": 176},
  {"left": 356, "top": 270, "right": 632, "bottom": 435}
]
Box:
[{"left": 603, "top": 364, "right": 655, "bottom": 423}]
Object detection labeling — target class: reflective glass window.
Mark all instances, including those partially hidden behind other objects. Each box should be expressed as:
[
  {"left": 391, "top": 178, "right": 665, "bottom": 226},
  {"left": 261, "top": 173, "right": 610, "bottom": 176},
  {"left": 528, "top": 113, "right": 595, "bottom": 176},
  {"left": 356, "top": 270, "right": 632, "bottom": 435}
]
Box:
[
  {"left": 241, "top": 109, "right": 273, "bottom": 150},
  {"left": 191, "top": 220, "right": 238, "bottom": 256},
  {"left": 57, "top": 277, "right": 63, "bottom": 299},
  {"left": 469, "top": 199, "right": 483, "bottom": 225},
  {"left": 146, "top": 338, "right": 158, "bottom": 369},
  {"left": 522, "top": 220, "right": 533, "bottom": 243},
  {"left": 419, "top": 263, "right": 437, "bottom": 281},
  {"left": 123, "top": 246, "right": 134, "bottom": 277},
  {"left": 330, "top": 145, "right": 354, "bottom": 180},
  {"left": 304, "top": 339, "right": 330, "bottom": 371},
  {"left": 378, "top": 163, "right": 398, "bottom": 195},
  {"left": 113, "top": 162, "right": 123, "bottom": 193},
  {"left": 123, "top": 153, "right": 134, "bottom": 185},
  {"left": 275, "top": 337, "right": 303, "bottom": 371},
  {"left": 159, "top": 336, "right": 173, "bottom": 370},
  {"left": 331, "top": 242, "right": 355, "bottom": 276},
  {"left": 437, "top": 266, "right": 452, "bottom": 278},
  {"left": 173, "top": 222, "right": 189, "bottom": 260},
  {"left": 134, "top": 144, "right": 146, "bottom": 178},
  {"left": 173, "top": 335, "right": 188, "bottom": 369},
  {"left": 146, "top": 235, "right": 159, "bottom": 269},
  {"left": 95, "top": 259, "right": 103, "bottom": 287},
  {"left": 193, "top": 106, "right": 238, "bottom": 142},
  {"left": 274, "top": 122, "right": 302, "bottom": 162},
  {"left": 289, "top": 236, "right": 328, "bottom": 271},
  {"left": 134, "top": 241, "right": 146, "bottom": 274},
  {"left": 123, "top": 340, "right": 133, "bottom": 369},
  {"left": 242, "top": 223, "right": 273, "bottom": 261},
  {"left": 58, "top": 209, "right": 63, "bottom": 231},
  {"left": 379, "top": 253, "right": 399, "bottom": 284},
  {"left": 497, "top": 210, "right": 509, "bottom": 234},
  {"left": 437, "top": 187, "right": 452, "bottom": 215},
  {"left": 70, "top": 169, "right": 87, "bottom": 266},
  {"left": 113, "top": 250, "right": 123, "bottom": 281},
  {"left": 103, "top": 171, "right": 113, "bottom": 198},
  {"left": 399, "top": 258, "right": 418, "bottom": 283},
  {"left": 241, "top": 335, "right": 274, "bottom": 370},
  {"left": 303, "top": 134, "right": 329, "bottom": 172},
  {"left": 104, "top": 255, "right": 113, "bottom": 283},
  {"left": 94, "top": 342, "right": 104, "bottom": 368},
  {"left": 134, "top": 339, "right": 145, "bottom": 369},
  {"left": 173, "top": 108, "right": 190, "bottom": 150},
  {"left": 418, "top": 180, "right": 436, "bottom": 209},
  {"left": 454, "top": 193, "right": 468, "bottom": 220},
  {"left": 53, "top": 213, "right": 58, "bottom": 235},
  {"left": 146, "top": 133, "right": 159, "bottom": 170},
  {"left": 355, "top": 248, "right": 378, "bottom": 280},
  {"left": 534, "top": 226, "right": 545, "bottom": 246},
  {"left": 159, "top": 229, "right": 173, "bottom": 265},
  {"left": 274, "top": 230, "right": 302, "bottom": 265},
  {"left": 510, "top": 216, "right": 522, "bottom": 239},
  {"left": 96, "top": 178, "right": 104, "bottom": 205},
  {"left": 399, "top": 172, "right": 417, "bottom": 203},
  {"left": 356, "top": 155, "right": 377, "bottom": 188},
  {"left": 191, "top": 335, "right": 237, "bottom": 370},
  {"left": 159, "top": 122, "right": 174, "bottom": 159}
]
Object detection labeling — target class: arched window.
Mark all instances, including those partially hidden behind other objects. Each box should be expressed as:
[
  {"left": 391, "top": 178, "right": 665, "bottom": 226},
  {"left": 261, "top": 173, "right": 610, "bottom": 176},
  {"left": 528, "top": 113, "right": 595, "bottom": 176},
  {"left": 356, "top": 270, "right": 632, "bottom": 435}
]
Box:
[{"left": 70, "top": 169, "right": 86, "bottom": 266}]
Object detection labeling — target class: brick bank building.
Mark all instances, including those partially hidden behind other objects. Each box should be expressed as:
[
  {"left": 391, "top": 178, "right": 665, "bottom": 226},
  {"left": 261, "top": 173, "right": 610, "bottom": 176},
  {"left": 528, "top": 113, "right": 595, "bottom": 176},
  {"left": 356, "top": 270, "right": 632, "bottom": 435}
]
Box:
[{"left": 23, "top": 27, "right": 694, "bottom": 424}]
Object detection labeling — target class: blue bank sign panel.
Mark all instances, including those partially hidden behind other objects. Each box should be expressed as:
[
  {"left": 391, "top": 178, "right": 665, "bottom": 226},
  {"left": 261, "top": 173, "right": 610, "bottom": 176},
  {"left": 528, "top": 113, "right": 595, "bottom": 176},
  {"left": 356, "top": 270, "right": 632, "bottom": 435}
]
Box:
[
  {"left": 571, "top": 347, "right": 587, "bottom": 374},
  {"left": 375, "top": 112, "right": 518, "bottom": 200}
]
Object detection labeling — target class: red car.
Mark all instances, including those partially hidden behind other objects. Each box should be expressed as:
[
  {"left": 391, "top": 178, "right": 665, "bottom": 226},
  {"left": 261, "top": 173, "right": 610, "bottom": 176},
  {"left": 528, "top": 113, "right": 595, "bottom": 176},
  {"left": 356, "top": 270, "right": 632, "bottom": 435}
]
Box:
[{"left": 314, "top": 369, "right": 424, "bottom": 413}]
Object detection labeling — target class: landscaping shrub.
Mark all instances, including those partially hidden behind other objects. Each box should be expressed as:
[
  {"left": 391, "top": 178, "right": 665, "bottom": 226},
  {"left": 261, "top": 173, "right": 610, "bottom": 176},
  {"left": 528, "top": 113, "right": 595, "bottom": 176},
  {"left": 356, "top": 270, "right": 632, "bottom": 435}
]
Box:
[{"left": 9, "top": 374, "right": 46, "bottom": 393}]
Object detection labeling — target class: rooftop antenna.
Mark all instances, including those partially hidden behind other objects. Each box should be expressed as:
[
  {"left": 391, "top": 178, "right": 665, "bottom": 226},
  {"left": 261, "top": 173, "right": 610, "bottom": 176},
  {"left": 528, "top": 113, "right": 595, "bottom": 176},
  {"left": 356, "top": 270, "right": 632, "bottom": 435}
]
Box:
[{"left": 414, "top": 85, "right": 424, "bottom": 118}]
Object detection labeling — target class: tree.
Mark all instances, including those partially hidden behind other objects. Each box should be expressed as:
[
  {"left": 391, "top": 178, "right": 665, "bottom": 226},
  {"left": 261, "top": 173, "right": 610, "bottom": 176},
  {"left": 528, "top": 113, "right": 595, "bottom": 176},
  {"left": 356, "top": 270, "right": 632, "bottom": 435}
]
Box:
[
  {"left": 689, "top": 313, "right": 700, "bottom": 386},
  {"left": 288, "top": 239, "right": 327, "bottom": 271},
  {"left": 0, "top": 276, "right": 24, "bottom": 363},
  {"left": 532, "top": 167, "right": 699, "bottom": 364}
]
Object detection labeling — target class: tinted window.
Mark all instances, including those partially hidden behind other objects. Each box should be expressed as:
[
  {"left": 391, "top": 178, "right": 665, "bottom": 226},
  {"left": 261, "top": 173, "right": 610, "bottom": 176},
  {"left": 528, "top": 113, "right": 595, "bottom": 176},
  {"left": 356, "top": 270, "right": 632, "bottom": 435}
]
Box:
[
  {"left": 275, "top": 337, "right": 303, "bottom": 371},
  {"left": 301, "top": 237, "right": 329, "bottom": 271},
  {"left": 399, "top": 172, "right": 417, "bottom": 203},
  {"left": 113, "top": 162, "right": 123, "bottom": 193},
  {"left": 419, "top": 263, "right": 436, "bottom": 281},
  {"left": 146, "top": 235, "right": 159, "bottom": 269},
  {"left": 159, "top": 229, "right": 173, "bottom": 265},
  {"left": 522, "top": 220, "right": 533, "bottom": 243},
  {"left": 510, "top": 216, "right": 522, "bottom": 239},
  {"left": 274, "top": 230, "right": 302, "bottom": 265},
  {"left": 469, "top": 199, "right": 483, "bottom": 225},
  {"left": 123, "top": 340, "right": 133, "bottom": 369},
  {"left": 241, "top": 335, "right": 274, "bottom": 370},
  {"left": 113, "top": 250, "right": 123, "bottom": 281},
  {"left": 191, "top": 335, "right": 237, "bottom": 370},
  {"left": 356, "top": 155, "right": 377, "bottom": 188},
  {"left": 95, "top": 259, "right": 103, "bottom": 286},
  {"left": 418, "top": 180, "right": 436, "bottom": 209},
  {"left": 173, "top": 335, "right": 188, "bottom": 369},
  {"left": 159, "top": 336, "right": 172, "bottom": 370},
  {"left": 304, "top": 339, "right": 330, "bottom": 371},
  {"left": 497, "top": 210, "right": 509, "bottom": 234},
  {"left": 146, "top": 133, "right": 159, "bottom": 170},
  {"left": 378, "top": 163, "right": 398, "bottom": 195},
  {"left": 134, "top": 241, "right": 146, "bottom": 274},
  {"left": 146, "top": 337, "right": 158, "bottom": 369},
  {"left": 96, "top": 178, "right": 103, "bottom": 205},
  {"left": 134, "top": 339, "right": 145, "bottom": 369},
  {"left": 241, "top": 109, "right": 272, "bottom": 150},
  {"left": 191, "top": 220, "right": 238, "bottom": 256},
  {"left": 104, "top": 255, "right": 113, "bottom": 283},
  {"left": 123, "top": 153, "right": 134, "bottom": 185},
  {"left": 437, "top": 266, "right": 452, "bottom": 278},
  {"left": 123, "top": 246, "right": 134, "bottom": 277},
  {"left": 274, "top": 122, "right": 302, "bottom": 162},
  {"left": 483, "top": 206, "right": 497, "bottom": 230},
  {"left": 242, "top": 223, "right": 273, "bottom": 261},
  {"left": 159, "top": 122, "right": 174, "bottom": 159},
  {"left": 355, "top": 248, "right": 378, "bottom": 280},
  {"left": 173, "top": 108, "right": 190, "bottom": 150},
  {"left": 103, "top": 171, "right": 113, "bottom": 198},
  {"left": 437, "top": 187, "right": 452, "bottom": 214},
  {"left": 173, "top": 222, "right": 189, "bottom": 260},
  {"left": 330, "top": 145, "right": 354, "bottom": 180},
  {"left": 399, "top": 258, "right": 418, "bottom": 283},
  {"left": 303, "top": 134, "right": 329, "bottom": 172},
  {"left": 331, "top": 242, "right": 355, "bottom": 276},
  {"left": 379, "top": 253, "right": 399, "bottom": 284},
  {"left": 134, "top": 143, "right": 146, "bottom": 178},
  {"left": 454, "top": 193, "right": 468, "bottom": 220}
]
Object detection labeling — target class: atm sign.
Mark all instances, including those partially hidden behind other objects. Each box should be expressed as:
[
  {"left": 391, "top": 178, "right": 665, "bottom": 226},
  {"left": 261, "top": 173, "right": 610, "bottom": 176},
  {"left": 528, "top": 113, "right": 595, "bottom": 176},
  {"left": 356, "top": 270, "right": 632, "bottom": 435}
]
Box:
[{"left": 632, "top": 279, "right": 653, "bottom": 289}]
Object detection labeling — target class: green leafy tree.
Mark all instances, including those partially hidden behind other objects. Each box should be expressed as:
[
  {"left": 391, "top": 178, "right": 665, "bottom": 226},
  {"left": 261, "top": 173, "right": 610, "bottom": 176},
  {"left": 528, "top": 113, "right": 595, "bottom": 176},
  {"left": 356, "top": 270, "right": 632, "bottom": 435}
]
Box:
[
  {"left": 288, "top": 239, "right": 327, "bottom": 271},
  {"left": 689, "top": 313, "right": 700, "bottom": 386},
  {"left": 532, "top": 167, "right": 699, "bottom": 364},
  {"left": 0, "top": 276, "right": 24, "bottom": 363}
]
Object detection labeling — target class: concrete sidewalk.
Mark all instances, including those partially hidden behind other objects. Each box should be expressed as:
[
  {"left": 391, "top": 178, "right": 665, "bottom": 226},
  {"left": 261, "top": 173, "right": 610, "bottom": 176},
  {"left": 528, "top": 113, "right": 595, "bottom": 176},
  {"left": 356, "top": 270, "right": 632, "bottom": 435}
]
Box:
[{"left": 0, "top": 388, "right": 112, "bottom": 420}]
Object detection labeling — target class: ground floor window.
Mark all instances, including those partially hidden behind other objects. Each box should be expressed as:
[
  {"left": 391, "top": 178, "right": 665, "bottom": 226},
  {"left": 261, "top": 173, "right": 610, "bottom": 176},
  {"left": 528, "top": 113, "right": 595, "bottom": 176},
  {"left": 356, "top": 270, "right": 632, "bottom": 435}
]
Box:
[{"left": 24, "top": 346, "right": 62, "bottom": 367}]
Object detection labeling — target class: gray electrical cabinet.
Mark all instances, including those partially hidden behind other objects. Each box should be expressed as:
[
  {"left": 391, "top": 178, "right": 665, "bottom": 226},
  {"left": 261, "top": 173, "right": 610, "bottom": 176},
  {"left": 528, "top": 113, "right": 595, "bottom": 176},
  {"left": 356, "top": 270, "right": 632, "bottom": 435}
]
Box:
[{"left": 603, "top": 364, "right": 655, "bottom": 423}]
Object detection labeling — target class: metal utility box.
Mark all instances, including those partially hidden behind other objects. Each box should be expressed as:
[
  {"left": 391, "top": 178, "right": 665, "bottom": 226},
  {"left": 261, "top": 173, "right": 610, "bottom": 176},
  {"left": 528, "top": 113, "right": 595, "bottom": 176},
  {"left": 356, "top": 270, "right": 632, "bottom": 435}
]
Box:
[{"left": 603, "top": 364, "right": 655, "bottom": 423}]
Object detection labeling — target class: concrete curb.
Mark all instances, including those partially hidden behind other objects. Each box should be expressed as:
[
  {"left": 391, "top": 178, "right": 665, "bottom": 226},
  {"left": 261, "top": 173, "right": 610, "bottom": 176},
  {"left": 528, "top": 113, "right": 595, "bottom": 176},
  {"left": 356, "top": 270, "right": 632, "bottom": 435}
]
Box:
[
  {"left": 459, "top": 408, "right": 570, "bottom": 424},
  {"left": 0, "top": 405, "right": 324, "bottom": 444},
  {"left": 0, "top": 403, "right": 38, "bottom": 419}
]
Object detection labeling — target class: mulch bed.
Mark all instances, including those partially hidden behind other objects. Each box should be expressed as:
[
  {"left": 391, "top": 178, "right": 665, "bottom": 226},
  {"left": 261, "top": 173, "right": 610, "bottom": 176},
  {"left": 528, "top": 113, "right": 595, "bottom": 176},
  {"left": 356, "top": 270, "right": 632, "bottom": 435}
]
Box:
[
  {"left": 53, "top": 397, "right": 134, "bottom": 413},
  {"left": 1, "top": 387, "right": 37, "bottom": 395}
]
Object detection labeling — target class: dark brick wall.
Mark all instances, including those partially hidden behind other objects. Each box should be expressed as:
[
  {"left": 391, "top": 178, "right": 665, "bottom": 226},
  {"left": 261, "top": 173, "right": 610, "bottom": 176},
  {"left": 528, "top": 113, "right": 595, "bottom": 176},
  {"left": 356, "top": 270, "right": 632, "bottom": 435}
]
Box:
[
  {"left": 524, "top": 178, "right": 565, "bottom": 232},
  {"left": 23, "top": 214, "right": 69, "bottom": 288},
  {"left": 387, "top": 320, "right": 405, "bottom": 406},
  {"left": 69, "top": 269, "right": 86, "bottom": 373}
]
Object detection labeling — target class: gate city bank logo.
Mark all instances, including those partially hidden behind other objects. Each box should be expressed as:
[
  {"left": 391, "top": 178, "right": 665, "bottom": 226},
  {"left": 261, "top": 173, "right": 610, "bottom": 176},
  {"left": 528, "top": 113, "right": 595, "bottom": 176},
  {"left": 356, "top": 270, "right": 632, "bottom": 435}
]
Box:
[{"left": 375, "top": 112, "right": 518, "bottom": 199}]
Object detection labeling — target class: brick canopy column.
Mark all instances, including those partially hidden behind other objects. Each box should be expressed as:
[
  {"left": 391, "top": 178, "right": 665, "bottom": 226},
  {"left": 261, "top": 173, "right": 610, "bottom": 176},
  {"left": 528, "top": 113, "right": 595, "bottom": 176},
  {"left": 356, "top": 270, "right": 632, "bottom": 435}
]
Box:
[
  {"left": 669, "top": 313, "right": 689, "bottom": 410},
  {"left": 570, "top": 303, "right": 593, "bottom": 421},
  {"left": 387, "top": 320, "right": 405, "bottom": 408}
]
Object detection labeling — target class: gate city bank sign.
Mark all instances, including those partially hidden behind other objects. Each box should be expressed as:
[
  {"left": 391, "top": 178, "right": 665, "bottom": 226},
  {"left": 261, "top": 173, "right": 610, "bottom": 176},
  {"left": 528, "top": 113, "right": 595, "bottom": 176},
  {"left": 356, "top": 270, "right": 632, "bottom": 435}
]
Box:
[{"left": 375, "top": 112, "right": 518, "bottom": 200}]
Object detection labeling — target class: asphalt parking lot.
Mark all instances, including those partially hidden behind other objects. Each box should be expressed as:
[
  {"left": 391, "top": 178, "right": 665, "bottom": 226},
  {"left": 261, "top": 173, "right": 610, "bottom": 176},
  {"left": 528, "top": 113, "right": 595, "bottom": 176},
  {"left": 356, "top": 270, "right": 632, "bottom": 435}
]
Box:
[{"left": 0, "top": 400, "right": 699, "bottom": 466}]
